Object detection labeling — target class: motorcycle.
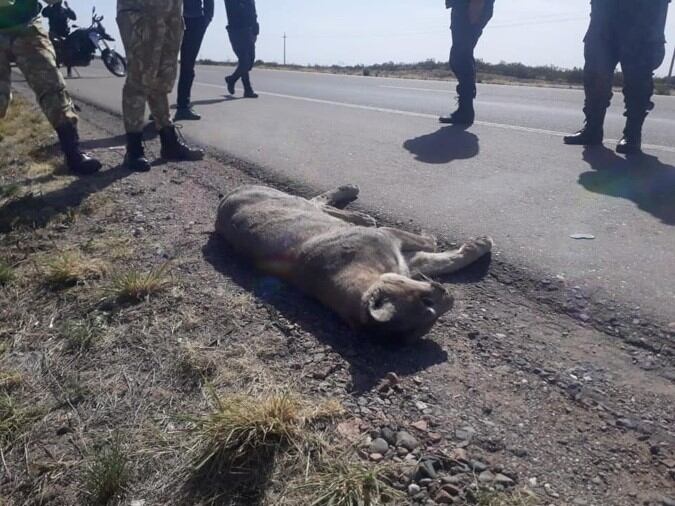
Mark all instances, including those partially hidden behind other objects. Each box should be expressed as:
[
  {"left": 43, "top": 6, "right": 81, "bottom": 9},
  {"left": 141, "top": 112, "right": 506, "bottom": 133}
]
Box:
[{"left": 52, "top": 7, "right": 126, "bottom": 78}]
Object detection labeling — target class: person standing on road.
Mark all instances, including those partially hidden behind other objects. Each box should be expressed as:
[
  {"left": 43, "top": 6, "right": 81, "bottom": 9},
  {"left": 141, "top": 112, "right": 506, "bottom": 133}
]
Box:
[
  {"left": 564, "top": 0, "right": 670, "bottom": 155},
  {"left": 224, "top": 0, "right": 258, "bottom": 98},
  {"left": 41, "top": 0, "right": 75, "bottom": 39},
  {"left": 175, "top": 0, "right": 214, "bottom": 120},
  {"left": 116, "top": 0, "right": 204, "bottom": 172},
  {"left": 440, "top": 0, "right": 495, "bottom": 126},
  {"left": 0, "top": 0, "right": 101, "bottom": 175}
]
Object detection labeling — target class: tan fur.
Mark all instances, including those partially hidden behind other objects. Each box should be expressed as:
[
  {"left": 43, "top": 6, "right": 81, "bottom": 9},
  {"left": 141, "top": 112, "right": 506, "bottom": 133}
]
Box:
[{"left": 216, "top": 185, "right": 493, "bottom": 339}]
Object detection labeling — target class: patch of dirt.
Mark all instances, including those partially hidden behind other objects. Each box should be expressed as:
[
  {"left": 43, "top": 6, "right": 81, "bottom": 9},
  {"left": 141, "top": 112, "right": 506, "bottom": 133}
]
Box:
[{"left": 0, "top": 94, "right": 673, "bottom": 506}]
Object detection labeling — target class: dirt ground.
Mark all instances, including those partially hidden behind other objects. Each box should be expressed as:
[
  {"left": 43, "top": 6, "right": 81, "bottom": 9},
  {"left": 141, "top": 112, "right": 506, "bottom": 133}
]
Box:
[{"left": 0, "top": 94, "right": 673, "bottom": 506}]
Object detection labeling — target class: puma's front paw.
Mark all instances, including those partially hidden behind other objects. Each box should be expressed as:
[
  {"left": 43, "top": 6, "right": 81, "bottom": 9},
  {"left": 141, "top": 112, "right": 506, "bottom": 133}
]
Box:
[
  {"left": 460, "top": 236, "right": 494, "bottom": 257},
  {"left": 354, "top": 211, "right": 377, "bottom": 227}
]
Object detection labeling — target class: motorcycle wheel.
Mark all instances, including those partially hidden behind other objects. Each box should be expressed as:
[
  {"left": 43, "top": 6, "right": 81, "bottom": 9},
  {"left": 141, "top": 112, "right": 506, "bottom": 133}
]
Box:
[{"left": 102, "top": 49, "right": 127, "bottom": 77}]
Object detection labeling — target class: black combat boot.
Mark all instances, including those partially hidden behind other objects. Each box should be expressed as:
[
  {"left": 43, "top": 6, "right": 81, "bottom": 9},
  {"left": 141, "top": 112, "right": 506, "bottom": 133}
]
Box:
[
  {"left": 564, "top": 109, "right": 605, "bottom": 146},
  {"left": 616, "top": 114, "right": 646, "bottom": 155},
  {"left": 55, "top": 122, "right": 101, "bottom": 175},
  {"left": 439, "top": 96, "right": 475, "bottom": 126},
  {"left": 225, "top": 75, "right": 236, "bottom": 95},
  {"left": 174, "top": 106, "right": 202, "bottom": 121},
  {"left": 124, "top": 132, "right": 151, "bottom": 172},
  {"left": 159, "top": 125, "right": 204, "bottom": 161},
  {"left": 242, "top": 74, "right": 258, "bottom": 98}
]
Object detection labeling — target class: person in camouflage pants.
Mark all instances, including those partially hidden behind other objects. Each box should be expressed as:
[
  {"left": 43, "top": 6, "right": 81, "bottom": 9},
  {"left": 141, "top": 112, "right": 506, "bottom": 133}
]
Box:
[
  {"left": 0, "top": 0, "right": 100, "bottom": 175},
  {"left": 117, "top": 0, "right": 203, "bottom": 172}
]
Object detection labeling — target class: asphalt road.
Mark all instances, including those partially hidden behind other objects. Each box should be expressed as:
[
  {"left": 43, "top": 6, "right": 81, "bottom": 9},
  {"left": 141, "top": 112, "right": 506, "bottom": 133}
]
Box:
[{"left": 50, "top": 63, "right": 675, "bottom": 322}]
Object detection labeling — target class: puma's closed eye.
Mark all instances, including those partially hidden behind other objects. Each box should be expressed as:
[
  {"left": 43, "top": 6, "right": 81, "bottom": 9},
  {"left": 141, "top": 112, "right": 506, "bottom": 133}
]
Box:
[{"left": 421, "top": 297, "right": 435, "bottom": 308}]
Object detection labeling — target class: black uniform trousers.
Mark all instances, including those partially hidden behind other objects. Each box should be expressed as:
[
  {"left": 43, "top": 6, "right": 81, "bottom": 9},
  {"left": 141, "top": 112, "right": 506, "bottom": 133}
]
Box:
[
  {"left": 177, "top": 16, "right": 210, "bottom": 109},
  {"left": 227, "top": 26, "right": 256, "bottom": 92},
  {"left": 583, "top": 0, "right": 669, "bottom": 120},
  {"left": 449, "top": 0, "right": 494, "bottom": 99}
]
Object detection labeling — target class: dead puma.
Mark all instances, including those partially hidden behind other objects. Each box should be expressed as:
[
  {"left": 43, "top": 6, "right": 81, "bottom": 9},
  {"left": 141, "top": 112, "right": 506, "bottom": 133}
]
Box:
[{"left": 215, "top": 185, "right": 493, "bottom": 339}]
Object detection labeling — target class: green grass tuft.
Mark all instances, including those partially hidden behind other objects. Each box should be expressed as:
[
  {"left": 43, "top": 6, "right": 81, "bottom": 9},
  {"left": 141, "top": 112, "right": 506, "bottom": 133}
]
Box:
[
  {"left": 0, "top": 392, "right": 43, "bottom": 449},
  {"left": 109, "top": 262, "right": 171, "bottom": 302},
  {"left": 0, "top": 260, "right": 15, "bottom": 286},
  {"left": 60, "top": 318, "right": 102, "bottom": 353},
  {"left": 84, "top": 438, "right": 130, "bottom": 505}
]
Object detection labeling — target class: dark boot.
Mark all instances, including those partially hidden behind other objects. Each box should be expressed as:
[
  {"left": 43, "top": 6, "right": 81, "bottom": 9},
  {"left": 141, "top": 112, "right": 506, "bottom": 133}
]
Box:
[
  {"left": 225, "top": 75, "right": 236, "bottom": 95},
  {"left": 159, "top": 125, "right": 204, "bottom": 161},
  {"left": 55, "top": 122, "right": 101, "bottom": 175},
  {"left": 564, "top": 109, "right": 605, "bottom": 146},
  {"left": 174, "top": 106, "right": 202, "bottom": 121},
  {"left": 616, "top": 114, "right": 646, "bottom": 155},
  {"left": 439, "top": 96, "right": 475, "bottom": 126},
  {"left": 124, "top": 132, "right": 151, "bottom": 172},
  {"left": 242, "top": 74, "right": 258, "bottom": 98}
]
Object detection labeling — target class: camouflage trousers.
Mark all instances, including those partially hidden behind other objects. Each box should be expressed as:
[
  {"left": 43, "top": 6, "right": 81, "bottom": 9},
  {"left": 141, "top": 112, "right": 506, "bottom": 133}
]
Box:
[
  {"left": 117, "top": 0, "right": 184, "bottom": 133},
  {"left": 0, "top": 20, "right": 77, "bottom": 128}
]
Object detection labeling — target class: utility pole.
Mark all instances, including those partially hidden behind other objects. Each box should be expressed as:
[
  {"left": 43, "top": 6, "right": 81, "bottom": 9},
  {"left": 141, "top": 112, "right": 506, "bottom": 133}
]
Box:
[
  {"left": 283, "top": 33, "right": 287, "bottom": 65},
  {"left": 669, "top": 45, "right": 675, "bottom": 86}
]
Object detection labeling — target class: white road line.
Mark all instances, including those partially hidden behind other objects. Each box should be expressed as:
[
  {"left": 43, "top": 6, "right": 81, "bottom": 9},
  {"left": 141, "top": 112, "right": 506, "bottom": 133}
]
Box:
[{"left": 195, "top": 81, "right": 675, "bottom": 154}]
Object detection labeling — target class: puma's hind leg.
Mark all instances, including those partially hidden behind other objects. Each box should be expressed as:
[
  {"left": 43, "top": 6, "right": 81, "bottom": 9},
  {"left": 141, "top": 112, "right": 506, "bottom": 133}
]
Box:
[
  {"left": 311, "top": 184, "right": 360, "bottom": 209},
  {"left": 312, "top": 185, "right": 376, "bottom": 227},
  {"left": 408, "top": 236, "right": 494, "bottom": 277}
]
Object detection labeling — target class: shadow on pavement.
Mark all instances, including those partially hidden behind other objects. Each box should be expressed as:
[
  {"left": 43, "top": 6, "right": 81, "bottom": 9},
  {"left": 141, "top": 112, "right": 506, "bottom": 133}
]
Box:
[
  {"left": 202, "top": 233, "right": 449, "bottom": 393},
  {"left": 579, "top": 146, "right": 675, "bottom": 226},
  {"left": 403, "top": 125, "right": 479, "bottom": 164},
  {"left": 176, "top": 96, "right": 237, "bottom": 108}
]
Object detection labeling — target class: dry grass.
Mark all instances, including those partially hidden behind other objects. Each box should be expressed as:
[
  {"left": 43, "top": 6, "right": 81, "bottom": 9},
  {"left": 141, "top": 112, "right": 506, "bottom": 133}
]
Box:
[
  {"left": 0, "top": 183, "right": 20, "bottom": 201},
  {"left": 0, "top": 392, "right": 43, "bottom": 449},
  {"left": 80, "top": 193, "right": 112, "bottom": 217},
  {"left": 43, "top": 251, "right": 107, "bottom": 288},
  {"left": 177, "top": 343, "right": 218, "bottom": 387},
  {"left": 83, "top": 438, "right": 130, "bottom": 505},
  {"left": 187, "top": 391, "right": 344, "bottom": 500},
  {"left": 0, "top": 370, "right": 23, "bottom": 391},
  {"left": 192, "top": 392, "right": 310, "bottom": 472},
  {"left": 0, "top": 96, "right": 53, "bottom": 161},
  {"left": 59, "top": 317, "right": 103, "bottom": 353},
  {"left": 109, "top": 262, "right": 171, "bottom": 302},
  {"left": 0, "top": 95, "right": 57, "bottom": 192},
  {"left": 0, "top": 260, "right": 14, "bottom": 286},
  {"left": 299, "top": 459, "right": 403, "bottom": 506},
  {"left": 476, "top": 488, "right": 539, "bottom": 506},
  {"left": 81, "top": 237, "right": 134, "bottom": 262}
]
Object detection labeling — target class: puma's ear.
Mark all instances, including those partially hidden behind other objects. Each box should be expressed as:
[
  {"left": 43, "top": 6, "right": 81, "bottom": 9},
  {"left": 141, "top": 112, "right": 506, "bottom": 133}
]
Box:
[{"left": 367, "top": 292, "right": 396, "bottom": 323}]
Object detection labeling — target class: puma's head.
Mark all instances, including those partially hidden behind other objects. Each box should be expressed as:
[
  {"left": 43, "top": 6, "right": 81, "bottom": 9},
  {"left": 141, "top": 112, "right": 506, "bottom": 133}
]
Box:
[{"left": 361, "top": 273, "right": 454, "bottom": 341}]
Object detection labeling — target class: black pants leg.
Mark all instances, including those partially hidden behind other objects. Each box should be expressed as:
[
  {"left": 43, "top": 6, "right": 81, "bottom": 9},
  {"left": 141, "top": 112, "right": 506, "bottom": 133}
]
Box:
[
  {"left": 618, "top": 0, "right": 668, "bottom": 120},
  {"left": 582, "top": 4, "right": 618, "bottom": 125},
  {"left": 228, "top": 27, "right": 256, "bottom": 90},
  {"left": 449, "top": 1, "right": 493, "bottom": 98},
  {"left": 177, "top": 16, "right": 209, "bottom": 109}
]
